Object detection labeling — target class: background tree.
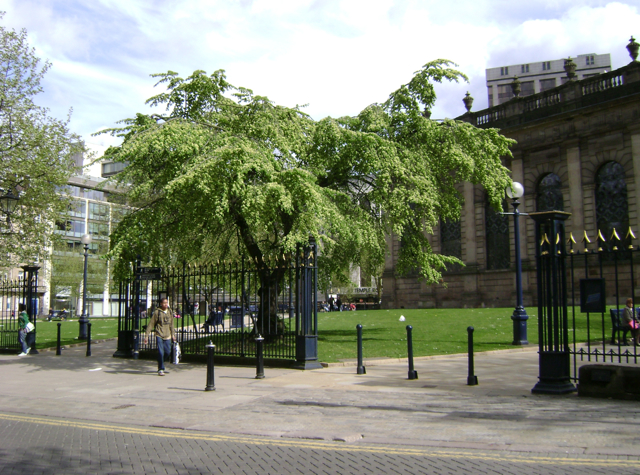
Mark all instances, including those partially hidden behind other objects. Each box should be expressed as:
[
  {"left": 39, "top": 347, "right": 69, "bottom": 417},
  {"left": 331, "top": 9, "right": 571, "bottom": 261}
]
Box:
[
  {"left": 100, "top": 61, "right": 514, "bottom": 331},
  {"left": 0, "top": 13, "right": 83, "bottom": 268},
  {"left": 50, "top": 241, "right": 109, "bottom": 315}
]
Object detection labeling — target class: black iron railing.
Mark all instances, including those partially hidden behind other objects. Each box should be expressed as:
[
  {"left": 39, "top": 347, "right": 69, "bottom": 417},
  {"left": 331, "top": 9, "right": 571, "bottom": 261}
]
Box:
[
  {"left": 533, "top": 212, "right": 640, "bottom": 389},
  {"left": 114, "top": 239, "right": 320, "bottom": 367}
]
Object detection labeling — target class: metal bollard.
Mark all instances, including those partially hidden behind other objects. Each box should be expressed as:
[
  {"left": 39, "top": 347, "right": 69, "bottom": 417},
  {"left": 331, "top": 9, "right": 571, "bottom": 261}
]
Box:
[
  {"left": 56, "top": 323, "right": 62, "bottom": 356},
  {"left": 255, "top": 334, "right": 265, "bottom": 379},
  {"left": 356, "top": 324, "right": 366, "bottom": 375},
  {"left": 86, "top": 322, "right": 92, "bottom": 357},
  {"left": 467, "top": 326, "right": 478, "bottom": 386},
  {"left": 406, "top": 325, "right": 418, "bottom": 380},
  {"left": 205, "top": 341, "right": 216, "bottom": 391}
]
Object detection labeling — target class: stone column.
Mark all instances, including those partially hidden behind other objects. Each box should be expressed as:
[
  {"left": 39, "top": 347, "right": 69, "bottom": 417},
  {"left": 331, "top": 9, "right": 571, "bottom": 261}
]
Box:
[
  {"left": 566, "top": 143, "right": 584, "bottom": 233},
  {"left": 462, "top": 182, "right": 479, "bottom": 303},
  {"left": 630, "top": 130, "right": 640, "bottom": 232}
]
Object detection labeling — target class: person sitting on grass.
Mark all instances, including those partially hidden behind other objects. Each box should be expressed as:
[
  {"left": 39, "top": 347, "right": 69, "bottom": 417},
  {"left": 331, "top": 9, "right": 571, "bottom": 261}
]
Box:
[
  {"left": 143, "top": 298, "right": 176, "bottom": 376},
  {"left": 622, "top": 298, "right": 640, "bottom": 346}
]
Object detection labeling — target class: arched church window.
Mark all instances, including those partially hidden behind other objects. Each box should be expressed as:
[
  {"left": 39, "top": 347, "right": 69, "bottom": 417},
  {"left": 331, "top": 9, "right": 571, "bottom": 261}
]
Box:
[
  {"left": 485, "top": 198, "right": 510, "bottom": 270},
  {"left": 440, "top": 218, "right": 462, "bottom": 262},
  {"left": 536, "top": 173, "right": 564, "bottom": 212},
  {"left": 595, "top": 161, "right": 629, "bottom": 251}
]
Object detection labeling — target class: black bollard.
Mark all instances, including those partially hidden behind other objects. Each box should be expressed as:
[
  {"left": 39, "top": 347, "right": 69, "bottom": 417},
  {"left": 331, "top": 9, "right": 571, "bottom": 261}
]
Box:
[
  {"left": 56, "top": 323, "right": 62, "bottom": 356},
  {"left": 205, "top": 341, "right": 216, "bottom": 391},
  {"left": 467, "top": 326, "right": 478, "bottom": 386},
  {"left": 255, "top": 334, "right": 265, "bottom": 379},
  {"left": 406, "top": 325, "right": 418, "bottom": 380},
  {"left": 356, "top": 324, "right": 366, "bottom": 375},
  {"left": 86, "top": 322, "right": 92, "bottom": 357}
]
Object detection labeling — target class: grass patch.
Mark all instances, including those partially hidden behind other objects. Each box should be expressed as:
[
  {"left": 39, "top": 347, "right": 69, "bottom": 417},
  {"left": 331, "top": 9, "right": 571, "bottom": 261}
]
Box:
[
  {"left": 33, "top": 318, "right": 119, "bottom": 349},
  {"left": 317, "top": 307, "right": 615, "bottom": 363}
]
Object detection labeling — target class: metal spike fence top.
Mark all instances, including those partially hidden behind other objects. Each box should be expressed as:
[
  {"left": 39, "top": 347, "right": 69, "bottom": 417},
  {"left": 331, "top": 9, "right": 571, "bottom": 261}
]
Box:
[{"left": 540, "top": 227, "right": 638, "bottom": 255}]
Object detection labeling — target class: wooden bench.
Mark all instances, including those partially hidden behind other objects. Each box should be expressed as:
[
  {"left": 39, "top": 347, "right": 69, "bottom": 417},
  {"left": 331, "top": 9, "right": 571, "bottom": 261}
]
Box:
[{"left": 609, "top": 308, "right": 635, "bottom": 344}]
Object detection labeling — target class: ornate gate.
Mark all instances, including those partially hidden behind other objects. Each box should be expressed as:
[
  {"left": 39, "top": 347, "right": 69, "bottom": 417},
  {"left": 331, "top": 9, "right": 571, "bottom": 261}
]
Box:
[
  {"left": 0, "top": 265, "right": 39, "bottom": 353},
  {"left": 114, "top": 239, "right": 320, "bottom": 368}
]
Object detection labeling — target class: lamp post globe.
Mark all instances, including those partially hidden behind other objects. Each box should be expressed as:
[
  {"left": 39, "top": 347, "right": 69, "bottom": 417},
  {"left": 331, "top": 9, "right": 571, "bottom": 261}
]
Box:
[
  {"left": 506, "top": 182, "right": 529, "bottom": 345},
  {"left": 506, "top": 181, "right": 524, "bottom": 199},
  {"left": 78, "top": 233, "right": 92, "bottom": 340}
]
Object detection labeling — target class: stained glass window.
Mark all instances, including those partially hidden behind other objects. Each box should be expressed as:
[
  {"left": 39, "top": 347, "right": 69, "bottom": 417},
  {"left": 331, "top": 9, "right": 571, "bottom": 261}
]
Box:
[
  {"left": 596, "top": 161, "right": 629, "bottom": 251},
  {"left": 485, "top": 199, "right": 510, "bottom": 270},
  {"left": 536, "top": 173, "right": 564, "bottom": 212},
  {"left": 440, "top": 219, "right": 462, "bottom": 261}
]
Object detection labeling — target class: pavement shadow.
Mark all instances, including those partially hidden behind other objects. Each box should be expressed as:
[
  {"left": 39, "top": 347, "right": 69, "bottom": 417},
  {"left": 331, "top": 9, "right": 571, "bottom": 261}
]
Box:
[{"left": 1, "top": 342, "right": 196, "bottom": 376}]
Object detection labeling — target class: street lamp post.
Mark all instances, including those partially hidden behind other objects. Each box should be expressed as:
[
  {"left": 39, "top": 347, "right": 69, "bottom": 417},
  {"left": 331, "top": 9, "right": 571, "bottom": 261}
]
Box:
[
  {"left": 78, "top": 233, "right": 92, "bottom": 340},
  {"left": 506, "top": 182, "right": 529, "bottom": 345}
]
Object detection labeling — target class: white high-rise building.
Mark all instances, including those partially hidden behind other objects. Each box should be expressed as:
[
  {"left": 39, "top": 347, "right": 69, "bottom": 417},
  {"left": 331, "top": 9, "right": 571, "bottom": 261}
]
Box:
[{"left": 486, "top": 53, "right": 611, "bottom": 107}]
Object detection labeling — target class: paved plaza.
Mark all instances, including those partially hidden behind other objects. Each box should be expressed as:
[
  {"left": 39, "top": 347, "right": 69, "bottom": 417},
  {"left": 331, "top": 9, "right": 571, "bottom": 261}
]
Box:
[{"left": 1, "top": 340, "right": 639, "bottom": 474}]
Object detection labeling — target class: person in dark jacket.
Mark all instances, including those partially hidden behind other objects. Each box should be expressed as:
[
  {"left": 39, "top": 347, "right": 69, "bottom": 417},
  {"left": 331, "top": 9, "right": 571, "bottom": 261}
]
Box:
[{"left": 143, "top": 298, "right": 176, "bottom": 376}]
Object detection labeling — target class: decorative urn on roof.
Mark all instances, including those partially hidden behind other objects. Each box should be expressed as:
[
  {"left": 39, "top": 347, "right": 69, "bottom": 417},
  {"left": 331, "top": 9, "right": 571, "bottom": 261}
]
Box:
[
  {"left": 627, "top": 36, "right": 639, "bottom": 62},
  {"left": 510, "top": 76, "right": 521, "bottom": 98},
  {"left": 564, "top": 57, "right": 577, "bottom": 80},
  {"left": 462, "top": 92, "right": 474, "bottom": 112}
]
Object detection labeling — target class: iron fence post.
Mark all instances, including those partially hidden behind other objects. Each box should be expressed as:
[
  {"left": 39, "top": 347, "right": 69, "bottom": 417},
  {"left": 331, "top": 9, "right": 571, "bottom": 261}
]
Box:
[
  {"left": 205, "top": 341, "right": 216, "bottom": 391},
  {"left": 530, "top": 211, "right": 576, "bottom": 394},
  {"left": 467, "top": 326, "right": 478, "bottom": 385},
  {"left": 356, "top": 324, "right": 366, "bottom": 375},
  {"left": 255, "top": 334, "right": 265, "bottom": 379},
  {"left": 56, "top": 323, "right": 62, "bottom": 356},
  {"left": 21, "top": 265, "right": 40, "bottom": 354},
  {"left": 406, "top": 325, "right": 418, "bottom": 380},
  {"left": 78, "top": 242, "right": 90, "bottom": 340},
  {"left": 133, "top": 256, "right": 141, "bottom": 360},
  {"left": 294, "top": 237, "right": 322, "bottom": 370},
  {"left": 86, "top": 322, "right": 92, "bottom": 357}
]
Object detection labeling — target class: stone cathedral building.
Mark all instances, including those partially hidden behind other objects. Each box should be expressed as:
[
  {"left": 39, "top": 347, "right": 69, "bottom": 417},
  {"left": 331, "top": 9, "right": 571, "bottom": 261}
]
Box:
[{"left": 382, "top": 37, "right": 640, "bottom": 309}]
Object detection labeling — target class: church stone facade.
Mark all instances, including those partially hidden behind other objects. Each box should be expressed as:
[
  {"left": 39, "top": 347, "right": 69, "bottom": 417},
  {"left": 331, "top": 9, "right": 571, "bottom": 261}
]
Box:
[{"left": 382, "top": 38, "right": 640, "bottom": 309}]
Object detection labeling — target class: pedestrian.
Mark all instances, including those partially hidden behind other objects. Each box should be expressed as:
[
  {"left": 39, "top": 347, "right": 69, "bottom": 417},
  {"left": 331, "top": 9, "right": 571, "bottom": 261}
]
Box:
[
  {"left": 143, "top": 298, "right": 176, "bottom": 376},
  {"left": 336, "top": 296, "right": 342, "bottom": 312},
  {"left": 17, "top": 303, "right": 32, "bottom": 356},
  {"left": 328, "top": 296, "right": 334, "bottom": 312},
  {"left": 622, "top": 298, "right": 640, "bottom": 346},
  {"left": 47, "top": 308, "right": 54, "bottom": 321}
]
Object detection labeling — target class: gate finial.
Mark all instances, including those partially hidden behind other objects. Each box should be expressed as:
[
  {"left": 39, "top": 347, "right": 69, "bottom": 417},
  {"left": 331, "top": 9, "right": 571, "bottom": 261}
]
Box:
[
  {"left": 610, "top": 228, "right": 621, "bottom": 251},
  {"left": 597, "top": 229, "right": 606, "bottom": 251},
  {"left": 567, "top": 232, "right": 576, "bottom": 254},
  {"left": 627, "top": 226, "right": 636, "bottom": 249},
  {"left": 582, "top": 230, "right": 591, "bottom": 253}
]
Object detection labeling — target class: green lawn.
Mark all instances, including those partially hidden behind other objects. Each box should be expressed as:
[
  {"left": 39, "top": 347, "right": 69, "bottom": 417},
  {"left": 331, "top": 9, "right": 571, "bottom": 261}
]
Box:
[
  {"left": 317, "top": 307, "right": 613, "bottom": 363},
  {"left": 28, "top": 308, "right": 614, "bottom": 361},
  {"left": 33, "top": 318, "right": 119, "bottom": 349}
]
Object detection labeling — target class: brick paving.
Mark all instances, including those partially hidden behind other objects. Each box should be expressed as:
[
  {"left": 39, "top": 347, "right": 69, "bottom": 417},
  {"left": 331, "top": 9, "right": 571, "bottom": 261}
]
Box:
[
  {"left": 1, "top": 413, "right": 638, "bottom": 474},
  {"left": 1, "top": 340, "right": 640, "bottom": 473}
]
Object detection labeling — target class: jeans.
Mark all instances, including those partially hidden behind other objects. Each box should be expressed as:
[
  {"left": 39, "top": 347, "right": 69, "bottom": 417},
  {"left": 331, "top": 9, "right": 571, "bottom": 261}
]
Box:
[
  {"left": 19, "top": 329, "right": 29, "bottom": 353},
  {"left": 156, "top": 337, "right": 173, "bottom": 371}
]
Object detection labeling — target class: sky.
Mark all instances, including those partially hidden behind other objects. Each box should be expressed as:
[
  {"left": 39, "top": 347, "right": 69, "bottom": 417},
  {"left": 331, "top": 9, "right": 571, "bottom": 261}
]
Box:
[{"left": 1, "top": 0, "right": 639, "bottom": 173}]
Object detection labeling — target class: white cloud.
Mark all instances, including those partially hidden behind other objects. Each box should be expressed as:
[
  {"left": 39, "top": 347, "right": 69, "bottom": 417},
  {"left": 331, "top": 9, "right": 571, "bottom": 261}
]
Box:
[{"left": 0, "top": 0, "right": 637, "bottom": 158}]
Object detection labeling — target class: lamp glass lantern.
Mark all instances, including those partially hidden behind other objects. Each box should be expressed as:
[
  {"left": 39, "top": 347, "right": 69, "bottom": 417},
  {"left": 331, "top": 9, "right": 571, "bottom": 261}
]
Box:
[
  {"left": 81, "top": 233, "right": 92, "bottom": 246},
  {"left": 0, "top": 189, "right": 19, "bottom": 218}
]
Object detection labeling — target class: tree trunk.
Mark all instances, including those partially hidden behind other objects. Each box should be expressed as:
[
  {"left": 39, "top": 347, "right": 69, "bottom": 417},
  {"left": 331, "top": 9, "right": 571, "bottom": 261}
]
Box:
[{"left": 255, "top": 267, "right": 286, "bottom": 339}]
